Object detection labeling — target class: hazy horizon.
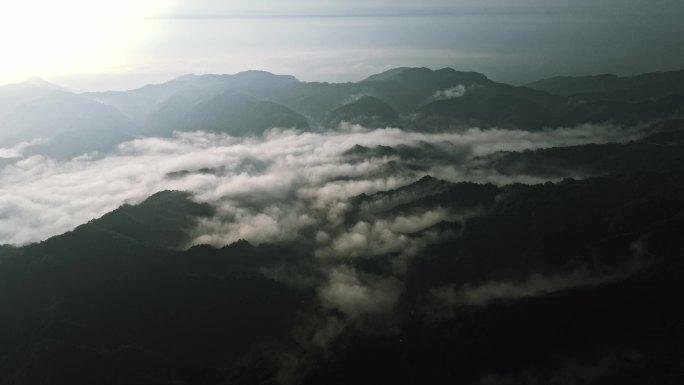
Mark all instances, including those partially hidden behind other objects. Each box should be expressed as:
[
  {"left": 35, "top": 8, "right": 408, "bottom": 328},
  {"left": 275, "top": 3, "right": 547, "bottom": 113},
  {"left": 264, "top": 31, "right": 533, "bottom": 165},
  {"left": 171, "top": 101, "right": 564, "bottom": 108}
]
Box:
[
  {"left": 1, "top": 0, "right": 683, "bottom": 92},
  {"left": 7, "top": 62, "right": 684, "bottom": 94}
]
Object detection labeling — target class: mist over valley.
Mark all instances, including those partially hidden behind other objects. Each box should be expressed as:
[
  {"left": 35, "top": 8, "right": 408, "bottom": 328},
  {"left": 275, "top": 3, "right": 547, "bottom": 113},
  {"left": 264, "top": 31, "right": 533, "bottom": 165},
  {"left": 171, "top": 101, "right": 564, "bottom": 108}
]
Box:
[{"left": 2, "top": 2, "right": 684, "bottom": 383}]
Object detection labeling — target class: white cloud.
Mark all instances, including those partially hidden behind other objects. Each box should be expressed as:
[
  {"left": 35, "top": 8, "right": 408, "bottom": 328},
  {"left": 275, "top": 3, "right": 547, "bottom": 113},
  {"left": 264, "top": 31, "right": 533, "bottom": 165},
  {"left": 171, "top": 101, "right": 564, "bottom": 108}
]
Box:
[
  {"left": 319, "top": 265, "right": 402, "bottom": 319},
  {"left": 426, "top": 268, "right": 630, "bottom": 320},
  {"left": 0, "top": 124, "right": 640, "bottom": 245},
  {"left": 0, "top": 138, "right": 46, "bottom": 159},
  {"left": 432, "top": 84, "right": 467, "bottom": 100}
]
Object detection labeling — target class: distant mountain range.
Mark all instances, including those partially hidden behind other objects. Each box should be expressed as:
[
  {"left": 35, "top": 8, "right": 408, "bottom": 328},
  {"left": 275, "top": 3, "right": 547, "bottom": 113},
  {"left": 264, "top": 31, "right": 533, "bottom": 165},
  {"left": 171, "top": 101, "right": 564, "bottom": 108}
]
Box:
[{"left": 2, "top": 67, "right": 684, "bottom": 158}]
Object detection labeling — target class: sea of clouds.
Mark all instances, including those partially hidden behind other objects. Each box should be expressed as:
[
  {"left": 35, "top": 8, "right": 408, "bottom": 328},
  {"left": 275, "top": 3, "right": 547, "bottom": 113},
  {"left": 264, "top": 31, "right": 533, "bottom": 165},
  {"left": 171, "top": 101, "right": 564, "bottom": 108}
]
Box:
[{"left": 0, "top": 123, "right": 640, "bottom": 246}]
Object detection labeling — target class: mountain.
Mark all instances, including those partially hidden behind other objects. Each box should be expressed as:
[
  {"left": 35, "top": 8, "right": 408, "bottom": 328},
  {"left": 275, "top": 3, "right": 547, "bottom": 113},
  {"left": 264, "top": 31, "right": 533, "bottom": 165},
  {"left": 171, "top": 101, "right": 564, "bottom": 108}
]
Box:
[
  {"left": 86, "top": 71, "right": 302, "bottom": 125},
  {"left": 561, "top": 94, "right": 684, "bottom": 125},
  {"left": 0, "top": 91, "right": 138, "bottom": 159},
  {"left": 3, "top": 169, "right": 684, "bottom": 383},
  {"left": 340, "top": 118, "right": 684, "bottom": 181},
  {"left": 69, "top": 67, "right": 684, "bottom": 139},
  {"left": 83, "top": 67, "right": 572, "bottom": 133},
  {"left": 62, "top": 190, "right": 215, "bottom": 250},
  {"left": 181, "top": 91, "right": 310, "bottom": 136},
  {"left": 0, "top": 76, "right": 65, "bottom": 118},
  {"left": 343, "top": 141, "right": 469, "bottom": 169},
  {"left": 412, "top": 90, "right": 559, "bottom": 130},
  {"left": 467, "top": 120, "right": 684, "bottom": 178},
  {"left": 0, "top": 190, "right": 315, "bottom": 384},
  {"left": 4, "top": 67, "right": 684, "bottom": 162},
  {"left": 0, "top": 243, "right": 308, "bottom": 383},
  {"left": 306, "top": 170, "right": 684, "bottom": 385},
  {"left": 325, "top": 96, "right": 399, "bottom": 127},
  {"left": 360, "top": 67, "right": 491, "bottom": 113},
  {"left": 526, "top": 69, "right": 684, "bottom": 101}
]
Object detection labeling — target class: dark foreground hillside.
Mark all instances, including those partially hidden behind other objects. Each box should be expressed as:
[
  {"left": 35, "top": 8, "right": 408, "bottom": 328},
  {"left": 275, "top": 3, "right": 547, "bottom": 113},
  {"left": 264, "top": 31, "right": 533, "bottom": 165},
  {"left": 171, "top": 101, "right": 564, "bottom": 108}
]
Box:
[{"left": 2, "top": 167, "right": 684, "bottom": 384}]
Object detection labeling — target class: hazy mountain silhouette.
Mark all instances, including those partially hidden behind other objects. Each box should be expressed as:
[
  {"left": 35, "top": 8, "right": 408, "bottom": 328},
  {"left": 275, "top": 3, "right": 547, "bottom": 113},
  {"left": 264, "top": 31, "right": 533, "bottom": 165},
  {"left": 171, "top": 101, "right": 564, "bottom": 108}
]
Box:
[
  {"left": 3, "top": 67, "right": 684, "bottom": 161},
  {"left": 0, "top": 76, "right": 67, "bottom": 119},
  {"left": 526, "top": 69, "right": 684, "bottom": 101},
  {"left": 84, "top": 67, "right": 568, "bottom": 132},
  {"left": 0, "top": 90, "right": 138, "bottom": 158},
  {"left": 325, "top": 96, "right": 399, "bottom": 127},
  {"left": 145, "top": 90, "right": 310, "bottom": 137}
]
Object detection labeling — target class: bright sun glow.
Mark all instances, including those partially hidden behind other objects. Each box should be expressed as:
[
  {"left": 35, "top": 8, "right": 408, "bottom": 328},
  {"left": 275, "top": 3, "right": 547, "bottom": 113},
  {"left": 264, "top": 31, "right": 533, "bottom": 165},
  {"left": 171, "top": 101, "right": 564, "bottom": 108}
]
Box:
[{"left": 0, "top": 0, "right": 169, "bottom": 85}]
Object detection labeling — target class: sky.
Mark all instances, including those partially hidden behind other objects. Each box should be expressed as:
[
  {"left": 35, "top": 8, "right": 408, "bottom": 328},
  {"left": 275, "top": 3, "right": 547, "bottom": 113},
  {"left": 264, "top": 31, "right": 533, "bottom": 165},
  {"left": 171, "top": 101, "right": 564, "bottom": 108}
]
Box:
[{"left": 0, "top": 0, "right": 683, "bottom": 91}]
